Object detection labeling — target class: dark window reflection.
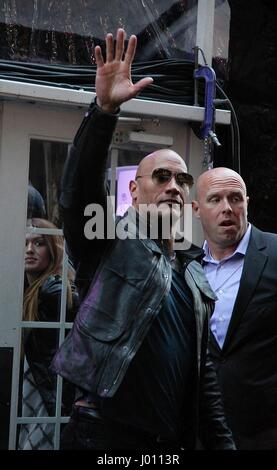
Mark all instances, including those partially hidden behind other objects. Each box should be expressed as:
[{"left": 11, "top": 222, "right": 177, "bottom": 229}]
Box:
[
  {"left": 0, "top": 1, "right": 231, "bottom": 99},
  {"left": 28, "top": 139, "right": 69, "bottom": 227},
  {"left": 0, "top": 0, "right": 199, "bottom": 64}
]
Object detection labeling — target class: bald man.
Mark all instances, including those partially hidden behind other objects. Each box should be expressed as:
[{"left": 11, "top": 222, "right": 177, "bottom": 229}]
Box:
[
  {"left": 52, "top": 29, "right": 235, "bottom": 451},
  {"left": 193, "top": 167, "right": 277, "bottom": 449}
]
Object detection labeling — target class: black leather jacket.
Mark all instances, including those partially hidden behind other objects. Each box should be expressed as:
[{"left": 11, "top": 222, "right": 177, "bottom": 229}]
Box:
[
  {"left": 24, "top": 275, "right": 77, "bottom": 416},
  {"left": 52, "top": 102, "right": 235, "bottom": 449}
]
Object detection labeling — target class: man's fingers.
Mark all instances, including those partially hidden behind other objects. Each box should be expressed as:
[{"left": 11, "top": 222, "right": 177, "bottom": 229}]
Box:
[
  {"left": 106, "top": 33, "right": 114, "bottom": 62},
  {"left": 94, "top": 45, "right": 104, "bottom": 67},
  {"left": 124, "top": 34, "right": 137, "bottom": 67},
  {"left": 115, "top": 28, "right": 125, "bottom": 61},
  {"left": 101, "top": 29, "right": 136, "bottom": 65}
]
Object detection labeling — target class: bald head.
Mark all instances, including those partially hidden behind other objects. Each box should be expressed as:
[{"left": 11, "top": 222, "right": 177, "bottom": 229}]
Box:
[
  {"left": 192, "top": 167, "right": 249, "bottom": 259},
  {"left": 136, "top": 149, "right": 188, "bottom": 178},
  {"left": 195, "top": 167, "right": 247, "bottom": 202}
]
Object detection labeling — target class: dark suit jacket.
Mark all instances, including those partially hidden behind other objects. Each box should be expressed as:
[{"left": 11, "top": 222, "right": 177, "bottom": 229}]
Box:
[{"left": 209, "top": 225, "right": 277, "bottom": 446}]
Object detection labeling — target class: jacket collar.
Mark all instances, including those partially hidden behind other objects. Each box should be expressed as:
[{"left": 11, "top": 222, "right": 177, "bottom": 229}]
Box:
[{"left": 117, "top": 206, "right": 205, "bottom": 261}]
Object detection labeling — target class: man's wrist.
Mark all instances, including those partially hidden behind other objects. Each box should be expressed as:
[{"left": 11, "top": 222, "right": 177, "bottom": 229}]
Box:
[{"left": 95, "top": 97, "right": 119, "bottom": 114}]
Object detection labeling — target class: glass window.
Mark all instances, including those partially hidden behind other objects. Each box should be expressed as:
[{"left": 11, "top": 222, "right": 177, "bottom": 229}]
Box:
[
  {"left": 0, "top": 0, "right": 198, "bottom": 64},
  {"left": 28, "top": 139, "right": 69, "bottom": 227},
  {"left": 213, "top": 0, "right": 231, "bottom": 80}
]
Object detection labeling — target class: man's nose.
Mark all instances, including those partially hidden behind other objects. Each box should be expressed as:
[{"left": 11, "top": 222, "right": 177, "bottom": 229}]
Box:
[
  {"left": 165, "top": 176, "right": 180, "bottom": 193},
  {"left": 222, "top": 198, "right": 232, "bottom": 212}
]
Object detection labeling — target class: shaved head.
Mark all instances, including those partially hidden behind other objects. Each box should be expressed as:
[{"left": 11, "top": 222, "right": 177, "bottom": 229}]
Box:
[
  {"left": 195, "top": 167, "right": 247, "bottom": 202},
  {"left": 136, "top": 149, "right": 188, "bottom": 178},
  {"left": 192, "top": 167, "right": 249, "bottom": 259}
]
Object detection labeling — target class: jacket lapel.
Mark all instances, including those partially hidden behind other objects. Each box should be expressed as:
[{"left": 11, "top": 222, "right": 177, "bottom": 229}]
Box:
[{"left": 222, "top": 226, "right": 268, "bottom": 352}]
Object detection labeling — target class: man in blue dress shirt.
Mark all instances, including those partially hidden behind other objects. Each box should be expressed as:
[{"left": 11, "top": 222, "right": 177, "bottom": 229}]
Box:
[{"left": 192, "top": 166, "right": 277, "bottom": 449}]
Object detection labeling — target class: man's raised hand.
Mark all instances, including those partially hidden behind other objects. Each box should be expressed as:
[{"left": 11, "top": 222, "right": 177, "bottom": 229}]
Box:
[{"left": 94, "top": 28, "right": 153, "bottom": 113}]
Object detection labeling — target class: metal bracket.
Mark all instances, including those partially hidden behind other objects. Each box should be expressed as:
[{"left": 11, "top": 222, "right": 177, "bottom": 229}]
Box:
[
  {"left": 112, "top": 131, "right": 173, "bottom": 149},
  {"left": 194, "top": 65, "right": 220, "bottom": 146},
  {"left": 193, "top": 48, "right": 222, "bottom": 169}
]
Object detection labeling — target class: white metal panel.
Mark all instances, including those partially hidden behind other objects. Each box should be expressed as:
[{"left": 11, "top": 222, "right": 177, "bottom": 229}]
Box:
[
  {"left": 0, "top": 102, "right": 31, "bottom": 449},
  {"left": 196, "top": 0, "right": 216, "bottom": 65},
  {"left": 186, "top": 126, "right": 206, "bottom": 248},
  {"left": 0, "top": 79, "right": 231, "bottom": 125}
]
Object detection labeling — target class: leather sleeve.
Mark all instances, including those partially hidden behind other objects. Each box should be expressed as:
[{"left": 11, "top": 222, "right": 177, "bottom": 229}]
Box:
[{"left": 60, "top": 102, "right": 119, "bottom": 263}]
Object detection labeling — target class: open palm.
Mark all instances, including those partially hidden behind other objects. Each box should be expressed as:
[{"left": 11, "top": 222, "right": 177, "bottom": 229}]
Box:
[{"left": 95, "top": 29, "right": 153, "bottom": 113}]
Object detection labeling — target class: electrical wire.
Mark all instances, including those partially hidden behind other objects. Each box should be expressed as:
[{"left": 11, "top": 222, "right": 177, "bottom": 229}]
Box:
[{"left": 215, "top": 82, "right": 241, "bottom": 174}]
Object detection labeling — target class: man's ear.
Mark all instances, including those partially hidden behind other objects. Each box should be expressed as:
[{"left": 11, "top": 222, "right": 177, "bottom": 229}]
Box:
[
  {"left": 191, "top": 200, "right": 200, "bottom": 218},
  {"left": 129, "top": 180, "right": 138, "bottom": 204}
]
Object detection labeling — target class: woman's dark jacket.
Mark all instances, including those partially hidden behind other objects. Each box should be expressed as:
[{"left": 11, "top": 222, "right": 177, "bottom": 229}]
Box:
[
  {"left": 51, "top": 102, "right": 235, "bottom": 450},
  {"left": 24, "top": 275, "right": 77, "bottom": 416}
]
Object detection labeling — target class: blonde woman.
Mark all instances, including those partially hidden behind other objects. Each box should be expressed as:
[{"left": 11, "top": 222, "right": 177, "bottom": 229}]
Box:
[{"left": 18, "top": 218, "right": 77, "bottom": 450}]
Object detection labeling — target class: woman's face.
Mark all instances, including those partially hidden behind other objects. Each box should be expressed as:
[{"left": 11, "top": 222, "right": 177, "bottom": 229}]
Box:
[{"left": 25, "top": 234, "right": 51, "bottom": 280}]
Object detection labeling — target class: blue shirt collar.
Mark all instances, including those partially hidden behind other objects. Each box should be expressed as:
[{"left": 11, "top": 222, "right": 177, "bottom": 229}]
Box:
[{"left": 203, "top": 223, "right": 252, "bottom": 263}]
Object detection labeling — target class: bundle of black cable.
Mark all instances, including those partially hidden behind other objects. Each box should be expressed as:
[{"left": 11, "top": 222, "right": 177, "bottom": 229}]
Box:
[{"left": 0, "top": 58, "right": 206, "bottom": 106}]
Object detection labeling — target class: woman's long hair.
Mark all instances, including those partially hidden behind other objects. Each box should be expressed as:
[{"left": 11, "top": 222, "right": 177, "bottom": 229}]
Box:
[{"left": 23, "top": 218, "right": 73, "bottom": 322}]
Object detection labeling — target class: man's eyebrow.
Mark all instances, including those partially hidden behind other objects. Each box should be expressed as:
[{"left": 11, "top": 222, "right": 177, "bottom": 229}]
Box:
[
  {"left": 228, "top": 190, "right": 244, "bottom": 196},
  {"left": 206, "top": 191, "right": 220, "bottom": 198},
  {"left": 206, "top": 189, "right": 243, "bottom": 198}
]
